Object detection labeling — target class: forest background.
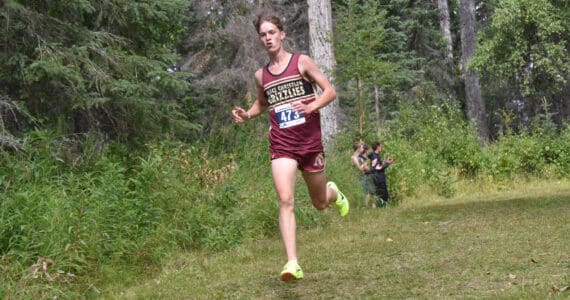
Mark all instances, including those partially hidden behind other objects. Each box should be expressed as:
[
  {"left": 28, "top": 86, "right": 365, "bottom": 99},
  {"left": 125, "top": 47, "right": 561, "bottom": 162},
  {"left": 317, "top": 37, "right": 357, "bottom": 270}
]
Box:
[{"left": 1, "top": 0, "right": 569, "bottom": 298}]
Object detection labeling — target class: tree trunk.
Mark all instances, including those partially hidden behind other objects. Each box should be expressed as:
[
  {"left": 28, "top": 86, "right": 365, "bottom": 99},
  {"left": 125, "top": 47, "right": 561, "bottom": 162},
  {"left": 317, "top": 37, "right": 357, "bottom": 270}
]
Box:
[
  {"left": 459, "top": 0, "right": 489, "bottom": 143},
  {"left": 307, "top": 0, "right": 339, "bottom": 147},
  {"left": 437, "top": 0, "right": 457, "bottom": 100},
  {"left": 357, "top": 78, "right": 363, "bottom": 136},
  {"left": 374, "top": 84, "right": 381, "bottom": 135},
  {"left": 437, "top": 0, "right": 454, "bottom": 67}
]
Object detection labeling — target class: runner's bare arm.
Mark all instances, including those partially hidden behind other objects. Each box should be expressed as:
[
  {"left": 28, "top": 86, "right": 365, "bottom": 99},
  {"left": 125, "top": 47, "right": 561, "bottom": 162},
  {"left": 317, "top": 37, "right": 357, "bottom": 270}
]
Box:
[
  {"left": 292, "top": 54, "right": 337, "bottom": 115},
  {"left": 232, "top": 69, "right": 269, "bottom": 123}
]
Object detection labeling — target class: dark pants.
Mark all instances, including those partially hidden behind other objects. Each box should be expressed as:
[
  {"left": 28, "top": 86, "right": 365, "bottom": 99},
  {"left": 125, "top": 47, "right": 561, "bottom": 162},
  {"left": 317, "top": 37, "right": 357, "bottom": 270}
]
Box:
[{"left": 371, "top": 171, "right": 389, "bottom": 206}]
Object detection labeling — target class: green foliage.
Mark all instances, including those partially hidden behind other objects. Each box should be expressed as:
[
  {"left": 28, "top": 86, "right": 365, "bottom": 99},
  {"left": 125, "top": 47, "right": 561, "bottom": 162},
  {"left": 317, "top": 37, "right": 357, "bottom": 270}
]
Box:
[
  {"left": 392, "top": 101, "right": 481, "bottom": 172},
  {"left": 2, "top": 106, "right": 570, "bottom": 297},
  {"left": 334, "top": 0, "right": 419, "bottom": 135},
  {"left": 0, "top": 125, "right": 327, "bottom": 296},
  {"left": 0, "top": 133, "right": 227, "bottom": 295},
  {"left": 334, "top": 0, "right": 419, "bottom": 88},
  {"left": 1, "top": 0, "right": 198, "bottom": 146},
  {"left": 483, "top": 126, "right": 570, "bottom": 179},
  {"left": 334, "top": 0, "right": 389, "bottom": 83},
  {"left": 377, "top": 138, "right": 425, "bottom": 200},
  {"left": 379, "top": 103, "right": 463, "bottom": 198},
  {"left": 472, "top": 0, "right": 570, "bottom": 97},
  {"left": 369, "top": 101, "right": 570, "bottom": 200},
  {"left": 3, "top": 1, "right": 570, "bottom": 297}
]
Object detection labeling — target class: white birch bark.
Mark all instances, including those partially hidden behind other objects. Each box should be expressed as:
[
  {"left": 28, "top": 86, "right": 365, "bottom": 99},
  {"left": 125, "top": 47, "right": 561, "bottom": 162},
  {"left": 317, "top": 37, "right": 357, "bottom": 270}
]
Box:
[
  {"left": 307, "top": 0, "right": 339, "bottom": 147},
  {"left": 437, "top": 0, "right": 454, "bottom": 66},
  {"left": 459, "top": 0, "right": 489, "bottom": 142}
]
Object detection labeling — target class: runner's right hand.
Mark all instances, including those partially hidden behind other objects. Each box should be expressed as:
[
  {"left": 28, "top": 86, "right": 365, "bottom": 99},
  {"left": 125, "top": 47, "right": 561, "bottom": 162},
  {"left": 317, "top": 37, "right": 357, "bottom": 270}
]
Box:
[{"left": 232, "top": 107, "right": 248, "bottom": 124}]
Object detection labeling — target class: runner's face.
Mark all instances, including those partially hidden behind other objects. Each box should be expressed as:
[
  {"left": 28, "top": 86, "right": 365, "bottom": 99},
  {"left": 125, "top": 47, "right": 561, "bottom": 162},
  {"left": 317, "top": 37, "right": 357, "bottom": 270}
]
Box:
[{"left": 258, "top": 21, "right": 284, "bottom": 52}]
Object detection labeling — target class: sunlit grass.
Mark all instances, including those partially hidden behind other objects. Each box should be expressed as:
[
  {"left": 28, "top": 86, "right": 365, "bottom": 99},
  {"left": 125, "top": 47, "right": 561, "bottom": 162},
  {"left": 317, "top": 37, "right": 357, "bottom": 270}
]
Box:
[{"left": 105, "top": 180, "right": 570, "bottom": 299}]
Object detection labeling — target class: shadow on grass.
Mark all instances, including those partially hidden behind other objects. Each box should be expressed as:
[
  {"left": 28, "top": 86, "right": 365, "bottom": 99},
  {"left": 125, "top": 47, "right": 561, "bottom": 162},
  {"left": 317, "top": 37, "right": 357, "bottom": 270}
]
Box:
[{"left": 398, "top": 193, "right": 570, "bottom": 223}]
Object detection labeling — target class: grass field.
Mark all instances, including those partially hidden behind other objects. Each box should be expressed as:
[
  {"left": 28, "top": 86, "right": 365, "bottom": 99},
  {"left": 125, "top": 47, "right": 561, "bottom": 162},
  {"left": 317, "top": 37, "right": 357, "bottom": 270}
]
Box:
[{"left": 105, "top": 180, "right": 570, "bottom": 299}]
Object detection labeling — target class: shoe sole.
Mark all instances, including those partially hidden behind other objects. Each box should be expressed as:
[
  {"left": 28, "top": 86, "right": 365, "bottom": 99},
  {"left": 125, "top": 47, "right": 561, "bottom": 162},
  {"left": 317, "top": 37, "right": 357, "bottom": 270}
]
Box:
[
  {"left": 281, "top": 272, "right": 303, "bottom": 282},
  {"left": 281, "top": 272, "right": 295, "bottom": 282}
]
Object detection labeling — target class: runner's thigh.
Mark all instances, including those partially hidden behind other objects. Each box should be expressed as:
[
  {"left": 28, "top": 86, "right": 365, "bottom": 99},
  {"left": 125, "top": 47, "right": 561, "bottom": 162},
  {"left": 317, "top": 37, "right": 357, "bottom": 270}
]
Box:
[{"left": 271, "top": 158, "right": 298, "bottom": 201}]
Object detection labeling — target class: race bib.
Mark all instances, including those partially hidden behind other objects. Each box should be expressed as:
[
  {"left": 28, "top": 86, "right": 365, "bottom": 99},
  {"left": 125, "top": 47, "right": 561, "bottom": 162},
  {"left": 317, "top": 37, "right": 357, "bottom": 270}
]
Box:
[{"left": 275, "top": 103, "right": 306, "bottom": 129}]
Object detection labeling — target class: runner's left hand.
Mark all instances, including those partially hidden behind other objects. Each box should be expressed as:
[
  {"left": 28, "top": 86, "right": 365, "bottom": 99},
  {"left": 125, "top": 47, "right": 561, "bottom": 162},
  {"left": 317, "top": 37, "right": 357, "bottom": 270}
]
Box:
[{"left": 292, "top": 101, "right": 315, "bottom": 115}]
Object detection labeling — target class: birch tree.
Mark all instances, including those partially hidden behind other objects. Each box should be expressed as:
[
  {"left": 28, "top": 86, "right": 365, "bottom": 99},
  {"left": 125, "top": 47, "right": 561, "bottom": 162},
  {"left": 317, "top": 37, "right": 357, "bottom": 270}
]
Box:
[
  {"left": 459, "top": 0, "right": 489, "bottom": 143},
  {"left": 437, "top": 0, "right": 454, "bottom": 74},
  {"left": 307, "top": 0, "right": 339, "bottom": 146}
]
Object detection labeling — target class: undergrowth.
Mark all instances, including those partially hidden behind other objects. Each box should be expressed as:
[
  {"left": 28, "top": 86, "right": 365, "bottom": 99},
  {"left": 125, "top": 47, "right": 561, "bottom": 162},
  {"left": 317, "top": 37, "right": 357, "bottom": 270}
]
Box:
[{"left": 1, "top": 104, "right": 570, "bottom": 298}]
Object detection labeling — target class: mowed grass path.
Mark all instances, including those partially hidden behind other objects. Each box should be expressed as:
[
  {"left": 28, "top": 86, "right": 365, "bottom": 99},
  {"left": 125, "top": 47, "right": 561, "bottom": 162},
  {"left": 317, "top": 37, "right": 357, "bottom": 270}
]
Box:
[{"left": 110, "top": 181, "right": 570, "bottom": 299}]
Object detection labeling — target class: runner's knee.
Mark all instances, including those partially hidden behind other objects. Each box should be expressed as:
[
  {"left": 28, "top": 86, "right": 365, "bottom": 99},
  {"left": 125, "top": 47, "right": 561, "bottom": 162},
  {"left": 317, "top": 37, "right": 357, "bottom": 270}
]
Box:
[
  {"left": 311, "top": 196, "right": 328, "bottom": 210},
  {"left": 279, "top": 196, "right": 295, "bottom": 210}
]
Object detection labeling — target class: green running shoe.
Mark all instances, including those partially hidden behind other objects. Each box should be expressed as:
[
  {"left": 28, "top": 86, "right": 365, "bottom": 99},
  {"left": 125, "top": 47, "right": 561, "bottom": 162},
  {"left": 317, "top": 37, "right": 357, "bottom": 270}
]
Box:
[
  {"left": 280, "top": 260, "right": 304, "bottom": 282},
  {"left": 327, "top": 181, "right": 349, "bottom": 217}
]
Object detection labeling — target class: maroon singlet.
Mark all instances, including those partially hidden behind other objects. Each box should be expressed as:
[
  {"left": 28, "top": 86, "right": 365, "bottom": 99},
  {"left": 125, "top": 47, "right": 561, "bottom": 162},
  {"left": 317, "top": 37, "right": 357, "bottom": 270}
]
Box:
[{"left": 262, "top": 53, "right": 324, "bottom": 160}]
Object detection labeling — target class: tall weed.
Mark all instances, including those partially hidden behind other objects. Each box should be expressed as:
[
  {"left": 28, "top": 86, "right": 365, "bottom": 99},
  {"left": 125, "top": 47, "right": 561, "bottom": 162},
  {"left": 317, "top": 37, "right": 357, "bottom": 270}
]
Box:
[{"left": 0, "top": 132, "right": 254, "bottom": 297}]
